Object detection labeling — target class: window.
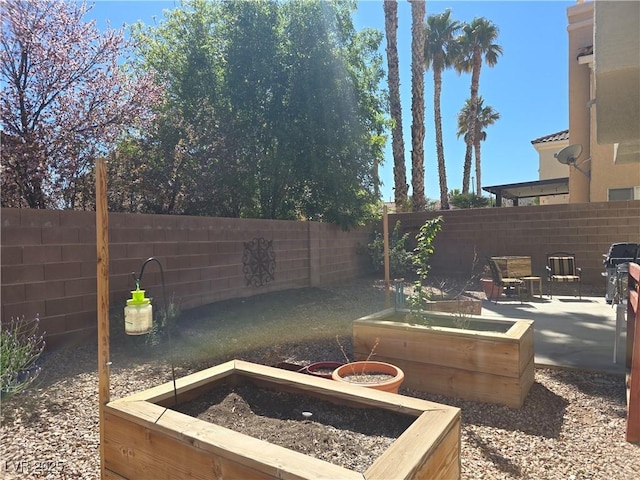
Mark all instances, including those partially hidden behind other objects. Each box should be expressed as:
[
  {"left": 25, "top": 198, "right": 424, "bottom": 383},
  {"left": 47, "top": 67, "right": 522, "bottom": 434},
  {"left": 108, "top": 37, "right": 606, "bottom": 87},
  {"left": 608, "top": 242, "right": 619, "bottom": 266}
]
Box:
[{"left": 608, "top": 186, "right": 640, "bottom": 201}]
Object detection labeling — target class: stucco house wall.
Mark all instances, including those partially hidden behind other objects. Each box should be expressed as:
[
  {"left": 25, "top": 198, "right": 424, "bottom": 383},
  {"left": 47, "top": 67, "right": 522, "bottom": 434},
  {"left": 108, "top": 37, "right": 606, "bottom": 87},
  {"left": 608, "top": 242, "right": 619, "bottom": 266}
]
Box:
[
  {"left": 532, "top": 130, "right": 569, "bottom": 205},
  {"left": 567, "top": 0, "right": 640, "bottom": 203}
]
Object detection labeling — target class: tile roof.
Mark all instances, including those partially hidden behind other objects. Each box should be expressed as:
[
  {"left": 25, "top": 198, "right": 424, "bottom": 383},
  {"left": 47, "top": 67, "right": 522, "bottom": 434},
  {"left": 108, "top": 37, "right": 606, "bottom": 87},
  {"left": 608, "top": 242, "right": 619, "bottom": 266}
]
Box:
[{"left": 531, "top": 129, "right": 569, "bottom": 144}]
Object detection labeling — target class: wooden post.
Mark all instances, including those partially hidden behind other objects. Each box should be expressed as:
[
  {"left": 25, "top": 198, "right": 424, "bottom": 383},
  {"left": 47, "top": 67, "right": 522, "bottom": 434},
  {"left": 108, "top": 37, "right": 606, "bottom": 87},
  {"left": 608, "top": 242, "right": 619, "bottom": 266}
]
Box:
[
  {"left": 96, "top": 157, "right": 110, "bottom": 476},
  {"left": 627, "top": 262, "right": 640, "bottom": 443},
  {"left": 383, "top": 205, "right": 390, "bottom": 307}
]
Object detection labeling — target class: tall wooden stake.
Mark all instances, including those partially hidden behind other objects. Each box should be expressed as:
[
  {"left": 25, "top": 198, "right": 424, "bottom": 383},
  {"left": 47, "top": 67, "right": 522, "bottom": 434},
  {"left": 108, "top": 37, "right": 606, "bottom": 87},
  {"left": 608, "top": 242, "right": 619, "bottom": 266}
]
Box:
[
  {"left": 96, "top": 157, "right": 110, "bottom": 478},
  {"left": 383, "top": 205, "right": 390, "bottom": 307},
  {"left": 627, "top": 262, "right": 640, "bottom": 442}
]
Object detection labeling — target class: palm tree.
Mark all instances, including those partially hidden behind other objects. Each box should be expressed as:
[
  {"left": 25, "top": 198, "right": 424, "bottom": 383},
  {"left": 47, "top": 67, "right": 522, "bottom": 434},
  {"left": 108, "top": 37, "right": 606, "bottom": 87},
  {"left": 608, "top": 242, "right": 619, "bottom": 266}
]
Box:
[
  {"left": 424, "top": 9, "right": 461, "bottom": 210},
  {"left": 409, "top": 0, "right": 426, "bottom": 211},
  {"left": 455, "top": 17, "right": 502, "bottom": 194},
  {"left": 473, "top": 101, "right": 500, "bottom": 195},
  {"left": 456, "top": 96, "right": 500, "bottom": 195},
  {"left": 456, "top": 100, "right": 474, "bottom": 194},
  {"left": 383, "top": 0, "right": 408, "bottom": 210}
]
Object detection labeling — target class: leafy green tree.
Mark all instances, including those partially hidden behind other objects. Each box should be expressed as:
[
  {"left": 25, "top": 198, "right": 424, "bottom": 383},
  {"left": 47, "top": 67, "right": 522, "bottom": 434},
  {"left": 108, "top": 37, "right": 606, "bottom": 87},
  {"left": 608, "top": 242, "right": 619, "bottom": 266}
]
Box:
[
  {"left": 122, "top": 0, "right": 385, "bottom": 229},
  {"left": 108, "top": 105, "right": 208, "bottom": 215},
  {"left": 455, "top": 17, "right": 502, "bottom": 194},
  {"left": 215, "top": 0, "right": 285, "bottom": 219},
  {"left": 128, "top": 0, "right": 247, "bottom": 217},
  {"left": 279, "top": 0, "right": 385, "bottom": 227},
  {"left": 424, "top": 9, "right": 461, "bottom": 211}
]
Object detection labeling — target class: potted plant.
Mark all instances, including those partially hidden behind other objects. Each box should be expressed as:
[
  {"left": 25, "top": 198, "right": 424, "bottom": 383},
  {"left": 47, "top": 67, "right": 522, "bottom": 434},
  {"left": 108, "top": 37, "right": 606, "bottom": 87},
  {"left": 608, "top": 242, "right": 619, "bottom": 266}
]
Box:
[
  {"left": 332, "top": 336, "right": 405, "bottom": 394},
  {"left": 331, "top": 360, "right": 405, "bottom": 394},
  {"left": 481, "top": 276, "right": 500, "bottom": 301}
]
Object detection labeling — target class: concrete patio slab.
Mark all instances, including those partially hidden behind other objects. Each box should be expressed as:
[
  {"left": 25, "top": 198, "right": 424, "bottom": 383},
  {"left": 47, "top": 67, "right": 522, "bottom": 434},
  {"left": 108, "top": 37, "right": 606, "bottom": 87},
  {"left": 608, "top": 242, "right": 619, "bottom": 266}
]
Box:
[{"left": 480, "top": 295, "right": 626, "bottom": 375}]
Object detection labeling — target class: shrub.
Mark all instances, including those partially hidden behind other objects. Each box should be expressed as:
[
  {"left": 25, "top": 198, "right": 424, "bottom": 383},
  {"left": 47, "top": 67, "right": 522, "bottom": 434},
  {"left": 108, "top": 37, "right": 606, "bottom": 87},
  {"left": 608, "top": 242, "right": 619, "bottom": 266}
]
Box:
[
  {"left": 1, "top": 314, "right": 45, "bottom": 398},
  {"left": 367, "top": 220, "right": 413, "bottom": 278},
  {"left": 450, "top": 192, "right": 491, "bottom": 209}
]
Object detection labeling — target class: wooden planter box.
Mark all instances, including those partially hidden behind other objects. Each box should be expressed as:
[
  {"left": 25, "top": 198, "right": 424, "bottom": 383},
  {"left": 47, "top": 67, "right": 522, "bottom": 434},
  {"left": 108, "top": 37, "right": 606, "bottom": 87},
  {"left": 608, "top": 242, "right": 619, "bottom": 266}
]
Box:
[
  {"left": 103, "top": 360, "right": 461, "bottom": 479},
  {"left": 353, "top": 309, "right": 535, "bottom": 408},
  {"left": 422, "top": 296, "right": 482, "bottom": 315}
]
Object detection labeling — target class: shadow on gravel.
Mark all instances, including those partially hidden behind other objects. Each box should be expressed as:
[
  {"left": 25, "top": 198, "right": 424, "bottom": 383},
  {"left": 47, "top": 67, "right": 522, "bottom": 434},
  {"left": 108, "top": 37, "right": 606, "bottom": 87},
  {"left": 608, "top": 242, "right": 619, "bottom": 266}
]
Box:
[
  {"left": 465, "top": 428, "right": 523, "bottom": 477},
  {"left": 405, "top": 380, "right": 568, "bottom": 439},
  {"left": 542, "top": 368, "right": 627, "bottom": 416},
  {"left": 0, "top": 392, "right": 69, "bottom": 428}
]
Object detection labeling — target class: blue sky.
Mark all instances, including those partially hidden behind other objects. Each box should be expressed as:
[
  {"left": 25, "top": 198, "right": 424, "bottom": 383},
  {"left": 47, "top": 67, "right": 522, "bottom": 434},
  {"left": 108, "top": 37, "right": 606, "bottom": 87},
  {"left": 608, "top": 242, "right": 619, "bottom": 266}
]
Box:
[{"left": 87, "top": 0, "right": 573, "bottom": 202}]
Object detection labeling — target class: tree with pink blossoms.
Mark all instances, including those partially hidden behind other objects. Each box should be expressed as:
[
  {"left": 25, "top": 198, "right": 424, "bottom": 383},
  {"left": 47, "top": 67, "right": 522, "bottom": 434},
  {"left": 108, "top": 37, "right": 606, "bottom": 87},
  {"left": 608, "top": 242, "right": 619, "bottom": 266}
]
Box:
[{"left": 0, "top": 0, "right": 159, "bottom": 209}]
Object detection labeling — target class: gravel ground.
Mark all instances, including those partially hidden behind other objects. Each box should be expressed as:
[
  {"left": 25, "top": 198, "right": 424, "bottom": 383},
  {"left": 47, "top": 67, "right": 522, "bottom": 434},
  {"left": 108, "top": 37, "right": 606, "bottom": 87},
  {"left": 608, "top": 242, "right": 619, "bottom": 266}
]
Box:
[{"left": 1, "top": 277, "right": 639, "bottom": 479}]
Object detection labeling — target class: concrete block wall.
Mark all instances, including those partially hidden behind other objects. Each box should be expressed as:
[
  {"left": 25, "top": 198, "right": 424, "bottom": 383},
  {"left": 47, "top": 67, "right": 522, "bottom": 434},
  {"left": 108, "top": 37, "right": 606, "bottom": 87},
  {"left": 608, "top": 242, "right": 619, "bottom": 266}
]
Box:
[
  {"left": 390, "top": 200, "right": 640, "bottom": 285},
  {"left": 1, "top": 209, "right": 372, "bottom": 350},
  {"left": 318, "top": 224, "right": 371, "bottom": 285},
  {"left": 3, "top": 201, "right": 637, "bottom": 350}
]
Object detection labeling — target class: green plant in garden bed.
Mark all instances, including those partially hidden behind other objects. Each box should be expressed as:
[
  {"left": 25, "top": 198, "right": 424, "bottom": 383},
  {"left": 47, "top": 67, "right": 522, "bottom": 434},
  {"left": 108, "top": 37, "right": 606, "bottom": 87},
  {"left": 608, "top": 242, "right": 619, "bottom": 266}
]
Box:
[
  {"left": 1, "top": 314, "right": 45, "bottom": 399},
  {"left": 367, "top": 220, "right": 413, "bottom": 278},
  {"left": 409, "top": 216, "right": 444, "bottom": 311}
]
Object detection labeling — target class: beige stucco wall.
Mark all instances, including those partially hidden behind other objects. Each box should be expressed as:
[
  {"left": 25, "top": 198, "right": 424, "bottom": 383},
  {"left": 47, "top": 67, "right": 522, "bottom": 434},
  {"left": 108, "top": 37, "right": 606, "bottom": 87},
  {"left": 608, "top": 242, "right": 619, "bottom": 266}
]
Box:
[
  {"left": 590, "top": 100, "right": 638, "bottom": 201},
  {"left": 567, "top": 0, "right": 639, "bottom": 202},
  {"left": 594, "top": 0, "right": 640, "bottom": 147},
  {"left": 567, "top": 1, "right": 593, "bottom": 203},
  {"left": 534, "top": 140, "right": 569, "bottom": 205}
]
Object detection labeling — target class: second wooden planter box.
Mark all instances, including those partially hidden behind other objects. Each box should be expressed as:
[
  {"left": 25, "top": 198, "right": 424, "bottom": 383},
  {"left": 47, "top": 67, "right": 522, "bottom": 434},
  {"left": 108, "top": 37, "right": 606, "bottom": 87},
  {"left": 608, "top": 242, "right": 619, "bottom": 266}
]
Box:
[{"left": 353, "top": 309, "right": 535, "bottom": 408}]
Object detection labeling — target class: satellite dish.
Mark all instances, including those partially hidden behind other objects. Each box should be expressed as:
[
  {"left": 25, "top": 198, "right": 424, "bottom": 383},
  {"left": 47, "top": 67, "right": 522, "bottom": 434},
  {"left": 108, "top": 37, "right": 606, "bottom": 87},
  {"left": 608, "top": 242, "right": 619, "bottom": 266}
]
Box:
[
  {"left": 554, "top": 144, "right": 583, "bottom": 165},
  {"left": 554, "top": 143, "right": 590, "bottom": 177}
]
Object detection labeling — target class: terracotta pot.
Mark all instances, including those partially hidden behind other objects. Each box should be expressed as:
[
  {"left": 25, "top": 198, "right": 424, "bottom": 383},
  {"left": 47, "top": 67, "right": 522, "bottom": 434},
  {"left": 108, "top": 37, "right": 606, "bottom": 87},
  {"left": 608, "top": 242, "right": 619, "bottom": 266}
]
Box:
[
  {"left": 481, "top": 278, "right": 500, "bottom": 301},
  {"left": 303, "top": 361, "right": 344, "bottom": 379},
  {"left": 331, "top": 361, "right": 404, "bottom": 394}
]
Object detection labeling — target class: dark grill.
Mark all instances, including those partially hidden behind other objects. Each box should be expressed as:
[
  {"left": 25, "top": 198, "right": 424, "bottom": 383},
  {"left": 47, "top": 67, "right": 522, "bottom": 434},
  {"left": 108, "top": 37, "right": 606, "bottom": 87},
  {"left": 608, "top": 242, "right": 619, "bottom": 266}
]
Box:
[{"left": 603, "top": 242, "right": 639, "bottom": 303}]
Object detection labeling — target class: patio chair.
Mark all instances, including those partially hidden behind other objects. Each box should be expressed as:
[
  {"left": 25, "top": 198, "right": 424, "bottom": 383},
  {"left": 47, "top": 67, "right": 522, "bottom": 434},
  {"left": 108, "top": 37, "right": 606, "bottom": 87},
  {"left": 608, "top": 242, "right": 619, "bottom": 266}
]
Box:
[
  {"left": 486, "top": 257, "right": 524, "bottom": 303},
  {"left": 546, "top": 252, "right": 582, "bottom": 299}
]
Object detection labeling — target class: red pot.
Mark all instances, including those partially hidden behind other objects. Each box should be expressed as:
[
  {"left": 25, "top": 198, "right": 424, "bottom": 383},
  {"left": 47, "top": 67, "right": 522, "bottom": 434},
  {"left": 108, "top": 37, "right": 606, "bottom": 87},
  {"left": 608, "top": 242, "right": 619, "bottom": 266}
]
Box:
[
  {"left": 303, "top": 361, "right": 344, "bottom": 379},
  {"left": 481, "top": 278, "right": 500, "bottom": 301},
  {"left": 332, "top": 361, "right": 404, "bottom": 394}
]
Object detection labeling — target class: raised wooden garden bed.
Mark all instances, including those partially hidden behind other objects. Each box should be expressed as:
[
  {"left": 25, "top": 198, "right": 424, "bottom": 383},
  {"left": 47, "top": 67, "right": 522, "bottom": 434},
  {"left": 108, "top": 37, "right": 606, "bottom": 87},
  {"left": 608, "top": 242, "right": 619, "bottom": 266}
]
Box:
[
  {"left": 103, "top": 360, "right": 461, "bottom": 479},
  {"left": 353, "top": 309, "right": 535, "bottom": 408},
  {"left": 422, "top": 296, "right": 482, "bottom": 315}
]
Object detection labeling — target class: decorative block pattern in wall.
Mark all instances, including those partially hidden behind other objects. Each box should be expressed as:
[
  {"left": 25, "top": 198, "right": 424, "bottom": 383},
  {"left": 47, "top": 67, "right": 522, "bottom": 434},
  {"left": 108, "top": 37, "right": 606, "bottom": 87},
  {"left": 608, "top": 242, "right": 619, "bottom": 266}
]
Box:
[{"left": 242, "top": 237, "right": 276, "bottom": 287}]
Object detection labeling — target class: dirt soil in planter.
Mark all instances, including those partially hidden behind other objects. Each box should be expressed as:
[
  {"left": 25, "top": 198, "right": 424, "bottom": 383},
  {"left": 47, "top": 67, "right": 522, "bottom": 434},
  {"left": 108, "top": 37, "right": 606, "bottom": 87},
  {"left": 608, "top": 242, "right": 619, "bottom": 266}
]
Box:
[{"left": 175, "top": 383, "right": 415, "bottom": 472}]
